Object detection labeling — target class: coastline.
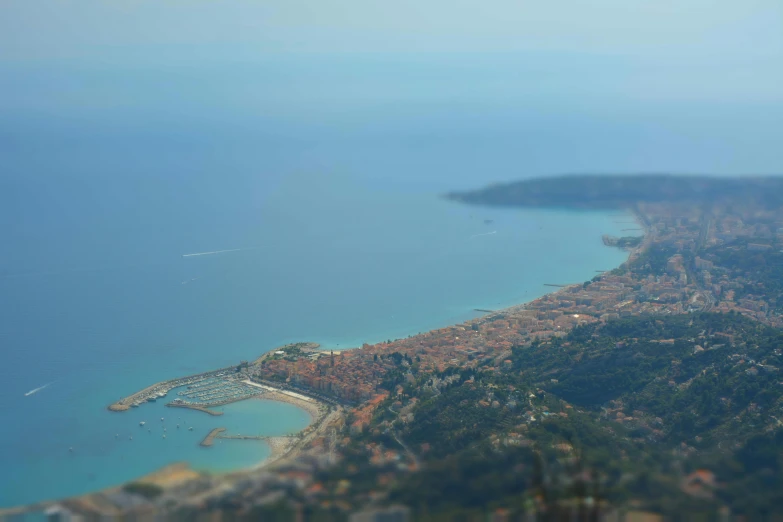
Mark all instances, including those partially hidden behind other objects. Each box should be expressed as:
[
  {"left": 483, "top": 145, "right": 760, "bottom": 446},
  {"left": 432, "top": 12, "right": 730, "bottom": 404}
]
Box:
[
  {"left": 252, "top": 436, "right": 296, "bottom": 469},
  {"left": 242, "top": 211, "right": 647, "bottom": 467},
  {"left": 3, "top": 208, "right": 641, "bottom": 512},
  {"left": 220, "top": 394, "right": 332, "bottom": 472},
  {"left": 105, "top": 209, "right": 644, "bottom": 472},
  {"left": 257, "top": 392, "right": 322, "bottom": 422}
]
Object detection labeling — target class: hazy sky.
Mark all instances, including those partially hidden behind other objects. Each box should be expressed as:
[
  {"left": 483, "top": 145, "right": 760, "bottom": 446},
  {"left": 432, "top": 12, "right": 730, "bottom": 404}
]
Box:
[
  {"left": 1, "top": 0, "right": 781, "bottom": 177},
  {"left": 1, "top": 0, "right": 781, "bottom": 61}
]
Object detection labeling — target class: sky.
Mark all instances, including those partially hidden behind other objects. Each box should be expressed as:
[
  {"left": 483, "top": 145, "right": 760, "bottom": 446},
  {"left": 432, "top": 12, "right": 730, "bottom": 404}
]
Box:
[
  {"left": 0, "top": 0, "right": 781, "bottom": 177},
  {"left": 1, "top": 0, "right": 781, "bottom": 62}
]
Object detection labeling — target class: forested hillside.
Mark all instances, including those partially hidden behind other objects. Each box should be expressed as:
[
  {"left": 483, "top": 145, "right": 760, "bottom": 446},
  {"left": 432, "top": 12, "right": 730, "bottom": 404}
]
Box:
[{"left": 334, "top": 312, "right": 783, "bottom": 518}]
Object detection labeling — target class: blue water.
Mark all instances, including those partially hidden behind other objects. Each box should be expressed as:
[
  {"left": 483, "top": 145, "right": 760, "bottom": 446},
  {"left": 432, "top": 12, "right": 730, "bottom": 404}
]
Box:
[
  {"left": 2, "top": 1, "right": 782, "bottom": 507},
  {"left": 0, "top": 151, "right": 633, "bottom": 507}
]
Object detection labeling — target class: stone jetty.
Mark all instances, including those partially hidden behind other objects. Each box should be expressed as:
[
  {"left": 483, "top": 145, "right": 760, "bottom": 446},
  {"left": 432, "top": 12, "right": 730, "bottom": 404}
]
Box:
[{"left": 200, "top": 428, "right": 226, "bottom": 447}]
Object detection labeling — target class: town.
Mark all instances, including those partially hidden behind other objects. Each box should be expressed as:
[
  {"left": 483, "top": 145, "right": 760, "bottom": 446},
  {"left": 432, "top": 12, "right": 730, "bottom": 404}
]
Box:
[
  {"left": 9, "top": 179, "right": 783, "bottom": 521},
  {"left": 253, "top": 199, "right": 783, "bottom": 414}
]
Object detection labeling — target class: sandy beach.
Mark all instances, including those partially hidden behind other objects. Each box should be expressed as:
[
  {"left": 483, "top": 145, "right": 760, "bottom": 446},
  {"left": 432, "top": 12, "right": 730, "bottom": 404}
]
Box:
[
  {"left": 234, "top": 391, "right": 335, "bottom": 470},
  {"left": 260, "top": 437, "right": 296, "bottom": 465},
  {"left": 258, "top": 391, "right": 322, "bottom": 422}
]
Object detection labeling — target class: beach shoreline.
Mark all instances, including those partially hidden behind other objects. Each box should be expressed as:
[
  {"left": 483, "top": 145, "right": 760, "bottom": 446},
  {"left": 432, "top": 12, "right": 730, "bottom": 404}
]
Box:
[
  {"left": 94, "top": 209, "right": 645, "bottom": 489},
  {"left": 257, "top": 392, "right": 322, "bottom": 422},
  {"left": 117, "top": 209, "right": 645, "bottom": 473},
  {"left": 3, "top": 209, "right": 643, "bottom": 512},
  {"left": 206, "top": 394, "right": 334, "bottom": 474}
]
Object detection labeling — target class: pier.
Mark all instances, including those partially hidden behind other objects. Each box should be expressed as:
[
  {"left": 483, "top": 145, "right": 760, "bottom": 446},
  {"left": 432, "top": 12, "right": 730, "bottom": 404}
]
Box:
[
  {"left": 165, "top": 403, "right": 224, "bottom": 416},
  {"left": 200, "top": 428, "right": 226, "bottom": 447}
]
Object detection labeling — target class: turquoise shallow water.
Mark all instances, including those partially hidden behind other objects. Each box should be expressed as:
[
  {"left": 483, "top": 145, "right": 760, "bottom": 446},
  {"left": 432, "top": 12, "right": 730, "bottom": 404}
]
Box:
[{"left": 14, "top": 398, "right": 310, "bottom": 502}]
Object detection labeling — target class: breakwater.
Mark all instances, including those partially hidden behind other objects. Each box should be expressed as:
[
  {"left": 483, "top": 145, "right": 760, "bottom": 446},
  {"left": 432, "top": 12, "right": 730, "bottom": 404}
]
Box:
[
  {"left": 200, "top": 428, "right": 226, "bottom": 447},
  {"left": 165, "top": 403, "right": 224, "bottom": 416}
]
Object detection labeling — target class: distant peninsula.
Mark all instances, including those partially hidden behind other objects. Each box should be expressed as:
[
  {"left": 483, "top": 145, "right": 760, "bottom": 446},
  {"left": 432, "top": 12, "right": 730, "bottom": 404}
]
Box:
[{"left": 446, "top": 173, "right": 783, "bottom": 210}]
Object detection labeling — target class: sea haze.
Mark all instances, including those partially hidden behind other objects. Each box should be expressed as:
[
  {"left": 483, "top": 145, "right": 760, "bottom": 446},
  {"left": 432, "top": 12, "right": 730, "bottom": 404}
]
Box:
[{"left": 1, "top": 1, "right": 782, "bottom": 506}]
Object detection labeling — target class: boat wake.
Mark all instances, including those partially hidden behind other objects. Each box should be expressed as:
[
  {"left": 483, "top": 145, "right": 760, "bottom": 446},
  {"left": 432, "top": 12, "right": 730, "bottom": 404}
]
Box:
[
  {"left": 470, "top": 230, "right": 497, "bottom": 239},
  {"left": 182, "top": 248, "right": 253, "bottom": 258},
  {"left": 24, "top": 382, "right": 53, "bottom": 397}
]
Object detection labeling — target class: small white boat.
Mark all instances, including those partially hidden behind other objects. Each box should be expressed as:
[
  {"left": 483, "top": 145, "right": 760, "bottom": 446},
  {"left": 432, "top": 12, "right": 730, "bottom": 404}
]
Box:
[
  {"left": 139, "top": 421, "right": 146, "bottom": 426},
  {"left": 160, "top": 417, "right": 164, "bottom": 421},
  {"left": 188, "top": 427, "right": 193, "bottom": 431},
  {"left": 163, "top": 434, "right": 166, "bottom": 439}
]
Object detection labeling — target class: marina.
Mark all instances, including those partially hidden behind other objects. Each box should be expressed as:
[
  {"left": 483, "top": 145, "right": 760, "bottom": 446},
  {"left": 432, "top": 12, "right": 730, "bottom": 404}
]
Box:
[
  {"left": 107, "top": 356, "right": 335, "bottom": 439},
  {"left": 107, "top": 351, "right": 340, "bottom": 417},
  {"left": 174, "top": 377, "right": 261, "bottom": 406},
  {"left": 108, "top": 364, "right": 259, "bottom": 412}
]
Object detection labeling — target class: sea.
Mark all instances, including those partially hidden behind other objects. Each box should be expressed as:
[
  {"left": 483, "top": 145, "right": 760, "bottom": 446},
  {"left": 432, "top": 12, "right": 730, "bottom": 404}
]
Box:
[{"left": 2, "top": 6, "right": 782, "bottom": 507}]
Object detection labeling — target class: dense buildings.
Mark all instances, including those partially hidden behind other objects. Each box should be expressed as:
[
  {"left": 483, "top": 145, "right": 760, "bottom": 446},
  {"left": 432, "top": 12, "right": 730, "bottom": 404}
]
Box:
[{"left": 252, "top": 200, "right": 783, "bottom": 405}]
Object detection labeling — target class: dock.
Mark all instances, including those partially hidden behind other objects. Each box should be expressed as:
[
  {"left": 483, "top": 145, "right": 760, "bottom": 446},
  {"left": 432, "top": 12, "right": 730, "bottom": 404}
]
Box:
[
  {"left": 108, "top": 365, "right": 239, "bottom": 412},
  {"left": 165, "top": 403, "right": 224, "bottom": 416},
  {"left": 200, "top": 428, "right": 226, "bottom": 447},
  {"left": 216, "top": 434, "right": 266, "bottom": 441}
]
